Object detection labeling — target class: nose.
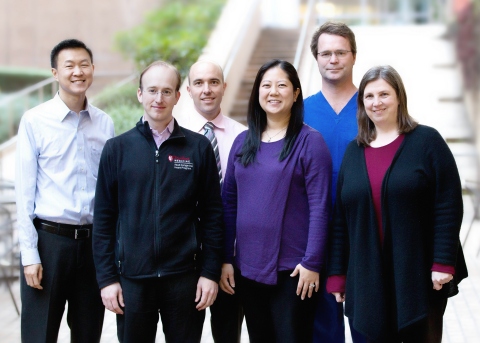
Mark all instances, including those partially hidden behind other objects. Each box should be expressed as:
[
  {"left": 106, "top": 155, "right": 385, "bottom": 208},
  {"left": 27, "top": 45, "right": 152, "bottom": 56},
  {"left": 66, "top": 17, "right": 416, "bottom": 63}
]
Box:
[
  {"left": 329, "top": 53, "right": 339, "bottom": 63},
  {"left": 373, "top": 97, "right": 382, "bottom": 106},
  {"left": 72, "top": 65, "right": 83, "bottom": 75},
  {"left": 202, "top": 82, "right": 211, "bottom": 93},
  {"left": 270, "top": 85, "right": 279, "bottom": 95}
]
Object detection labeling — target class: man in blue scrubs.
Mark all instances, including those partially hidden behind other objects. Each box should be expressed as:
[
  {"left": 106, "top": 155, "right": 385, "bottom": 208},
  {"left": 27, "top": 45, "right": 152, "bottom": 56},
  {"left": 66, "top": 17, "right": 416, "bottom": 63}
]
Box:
[{"left": 304, "top": 22, "right": 364, "bottom": 343}]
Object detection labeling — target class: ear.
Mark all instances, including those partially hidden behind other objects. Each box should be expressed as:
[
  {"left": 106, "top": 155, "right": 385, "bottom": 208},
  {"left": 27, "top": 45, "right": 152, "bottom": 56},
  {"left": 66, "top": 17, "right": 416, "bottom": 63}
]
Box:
[
  {"left": 51, "top": 68, "right": 58, "bottom": 81},
  {"left": 187, "top": 86, "right": 192, "bottom": 98},
  {"left": 137, "top": 88, "right": 143, "bottom": 103},
  {"left": 293, "top": 88, "right": 300, "bottom": 102},
  {"left": 174, "top": 91, "right": 181, "bottom": 104}
]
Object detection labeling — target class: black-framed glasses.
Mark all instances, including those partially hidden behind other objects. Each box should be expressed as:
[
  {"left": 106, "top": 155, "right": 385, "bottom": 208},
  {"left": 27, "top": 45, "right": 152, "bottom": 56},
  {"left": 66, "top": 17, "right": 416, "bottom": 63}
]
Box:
[{"left": 317, "top": 50, "right": 351, "bottom": 59}]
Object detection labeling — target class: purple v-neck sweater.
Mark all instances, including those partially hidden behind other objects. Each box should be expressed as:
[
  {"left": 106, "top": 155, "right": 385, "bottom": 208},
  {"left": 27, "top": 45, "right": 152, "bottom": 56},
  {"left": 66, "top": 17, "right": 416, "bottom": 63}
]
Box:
[{"left": 222, "top": 125, "right": 332, "bottom": 285}]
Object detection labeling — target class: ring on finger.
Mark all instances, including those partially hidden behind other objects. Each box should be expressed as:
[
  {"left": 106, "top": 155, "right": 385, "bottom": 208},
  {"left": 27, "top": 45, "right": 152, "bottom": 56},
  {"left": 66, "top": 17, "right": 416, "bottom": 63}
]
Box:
[{"left": 309, "top": 283, "right": 315, "bottom": 288}]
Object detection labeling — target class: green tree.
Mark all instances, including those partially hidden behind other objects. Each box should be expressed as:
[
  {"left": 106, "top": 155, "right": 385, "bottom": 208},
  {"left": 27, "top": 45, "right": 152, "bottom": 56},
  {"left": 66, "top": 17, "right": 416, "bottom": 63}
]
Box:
[{"left": 116, "top": 0, "right": 225, "bottom": 79}]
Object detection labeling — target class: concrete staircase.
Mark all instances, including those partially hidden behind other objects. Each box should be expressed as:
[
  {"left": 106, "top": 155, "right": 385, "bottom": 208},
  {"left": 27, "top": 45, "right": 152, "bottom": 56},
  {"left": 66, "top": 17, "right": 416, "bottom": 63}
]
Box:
[{"left": 229, "top": 28, "right": 300, "bottom": 125}]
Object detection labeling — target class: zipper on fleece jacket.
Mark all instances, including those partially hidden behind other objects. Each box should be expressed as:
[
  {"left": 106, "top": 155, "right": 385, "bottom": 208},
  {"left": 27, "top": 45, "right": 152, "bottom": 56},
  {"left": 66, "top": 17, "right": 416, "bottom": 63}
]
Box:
[{"left": 155, "top": 149, "right": 161, "bottom": 277}]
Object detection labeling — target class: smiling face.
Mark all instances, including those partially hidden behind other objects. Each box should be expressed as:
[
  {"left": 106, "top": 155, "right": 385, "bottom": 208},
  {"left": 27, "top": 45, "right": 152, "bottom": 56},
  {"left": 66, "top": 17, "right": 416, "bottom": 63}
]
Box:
[
  {"left": 316, "top": 33, "right": 356, "bottom": 85},
  {"left": 137, "top": 65, "right": 180, "bottom": 131},
  {"left": 187, "top": 61, "right": 226, "bottom": 120},
  {"left": 259, "top": 66, "right": 300, "bottom": 120},
  {"left": 363, "top": 78, "right": 399, "bottom": 130},
  {"left": 51, "top": 48, "right": 94, "bottom": 99}
]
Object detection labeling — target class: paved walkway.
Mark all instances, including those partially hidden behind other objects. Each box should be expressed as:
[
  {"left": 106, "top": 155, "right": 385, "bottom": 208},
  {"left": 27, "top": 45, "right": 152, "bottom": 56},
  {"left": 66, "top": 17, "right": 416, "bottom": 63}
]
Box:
[{"left": 1, "top": 24, "right": 479, "bottom": 342}]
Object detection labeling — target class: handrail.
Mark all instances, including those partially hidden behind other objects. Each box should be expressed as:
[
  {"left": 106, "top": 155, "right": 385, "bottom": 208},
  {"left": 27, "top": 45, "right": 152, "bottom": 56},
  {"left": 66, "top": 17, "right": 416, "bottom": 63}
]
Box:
[
  {"left": 223, "top": 0, "right": 261, "bottom": 79},
  {"left": 293, "top": 0, "right": 316, "bottom": 70},
  {"left": 0, "top": 77, "right": 56, "bottom": 107},
  {"left": 89, "top": 73, "right": 139, "bottom": 104}
]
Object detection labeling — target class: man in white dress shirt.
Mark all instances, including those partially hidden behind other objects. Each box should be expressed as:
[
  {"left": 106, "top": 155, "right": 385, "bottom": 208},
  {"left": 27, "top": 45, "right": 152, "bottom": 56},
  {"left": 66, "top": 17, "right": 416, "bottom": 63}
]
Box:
[
  {"left": 179, "top": 60, "right": 246, "bottom": 343},
  {"left": 15, "top": 39, "right": 114, "bottom": 343}
]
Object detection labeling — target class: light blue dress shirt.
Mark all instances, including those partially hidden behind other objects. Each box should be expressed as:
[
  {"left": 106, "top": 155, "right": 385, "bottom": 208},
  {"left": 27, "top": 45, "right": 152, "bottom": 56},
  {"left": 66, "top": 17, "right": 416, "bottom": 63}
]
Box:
[{"left": 15, "top": 93, "right": 114, "bottom": 266}]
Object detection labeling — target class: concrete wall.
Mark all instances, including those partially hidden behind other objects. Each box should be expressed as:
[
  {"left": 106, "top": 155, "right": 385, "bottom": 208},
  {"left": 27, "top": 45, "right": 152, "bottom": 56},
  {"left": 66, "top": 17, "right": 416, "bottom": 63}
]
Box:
[{"left": 0, "top": 0, "right": 161, "bottom": 76}]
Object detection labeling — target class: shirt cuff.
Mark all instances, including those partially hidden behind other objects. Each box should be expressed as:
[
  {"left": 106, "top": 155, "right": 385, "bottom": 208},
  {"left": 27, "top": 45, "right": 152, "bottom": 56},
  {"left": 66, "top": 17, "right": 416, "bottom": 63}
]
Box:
[
  {"left": 431, "top": 263, "right": 455, "bottom": 275},
  {"left": 326, "top": 275, "right": 346, "bottom": 293},
  {"left": 21, "top": 248, "right": 41, "bottom": 266}
]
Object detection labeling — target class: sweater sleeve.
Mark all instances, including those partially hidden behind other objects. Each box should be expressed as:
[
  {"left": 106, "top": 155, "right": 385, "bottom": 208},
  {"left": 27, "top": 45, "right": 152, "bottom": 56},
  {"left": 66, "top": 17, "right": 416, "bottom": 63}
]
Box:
[
  {"left": 222, "top": 135, "right": 241, "bottom": 264},
  {"left": 300, "top": 130, "right": 332, "bottom": 272},
  {"left": 326, "top": 275, "right": 346, "bottom": 293},
  {"left": 427, "top": 129, "right": 463, "bottom": 267},
  {"left": 93, "top": 140, "right": 120, "bottom": 289},
  {"left": 431, "top": 263, "right": 455, "bottom": 275},
  {"left": 328, "top": 144, "right": 353, "bottom": 277}
]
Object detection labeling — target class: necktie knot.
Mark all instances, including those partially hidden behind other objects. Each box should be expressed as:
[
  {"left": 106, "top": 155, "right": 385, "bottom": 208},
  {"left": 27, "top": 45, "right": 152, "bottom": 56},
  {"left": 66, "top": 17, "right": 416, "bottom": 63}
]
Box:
[{"left": 204, "top": 122, "right": 214, "bottom": 131}]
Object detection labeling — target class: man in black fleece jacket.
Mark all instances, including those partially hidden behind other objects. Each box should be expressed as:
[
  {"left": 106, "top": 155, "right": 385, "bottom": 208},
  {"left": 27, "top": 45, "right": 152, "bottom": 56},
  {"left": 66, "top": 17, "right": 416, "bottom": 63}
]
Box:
[{"left": 92, "top": 61, "right": 223, "bottom": 343}]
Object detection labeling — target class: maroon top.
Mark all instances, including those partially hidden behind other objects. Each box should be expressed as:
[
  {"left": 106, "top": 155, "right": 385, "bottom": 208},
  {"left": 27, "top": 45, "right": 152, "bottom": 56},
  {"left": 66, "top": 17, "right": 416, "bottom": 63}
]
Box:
[
  {"left": 326, "top": 134, "right": 455, "bottom": 294},
  {"left": 365, "top": 135, "right": 405, "bottom": 242}
]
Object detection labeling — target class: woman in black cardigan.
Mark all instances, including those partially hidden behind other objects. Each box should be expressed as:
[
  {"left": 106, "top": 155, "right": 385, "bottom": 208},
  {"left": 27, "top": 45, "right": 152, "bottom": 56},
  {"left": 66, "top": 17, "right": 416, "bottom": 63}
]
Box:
[{"left": 326, "top": 65, "right": 468, "bottom": 342}]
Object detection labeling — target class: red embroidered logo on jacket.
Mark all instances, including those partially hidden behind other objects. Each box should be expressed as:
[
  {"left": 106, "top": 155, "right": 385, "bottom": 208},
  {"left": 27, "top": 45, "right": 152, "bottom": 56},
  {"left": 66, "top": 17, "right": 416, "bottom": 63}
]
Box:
[{"left": 169, "top": 155, "right": 193, "bottom": 170}]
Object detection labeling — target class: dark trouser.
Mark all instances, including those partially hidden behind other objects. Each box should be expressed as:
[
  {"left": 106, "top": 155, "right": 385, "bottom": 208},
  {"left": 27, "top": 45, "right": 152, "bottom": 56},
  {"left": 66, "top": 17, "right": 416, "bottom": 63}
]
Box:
[
  {"left": 236, "top": 270, "right": 317, "bottom": 343},
  {"left": 365, "top": 297, "right": 448, "bottom": 343},
  {"left": 397, "top": 297, "right": 448, "bottom": 343},
  {"left": 312, "top": 273, "right": 346, "bottom": 343},
  {"left": 117, "top": 272, "right": 205, "bottom": 343},
  {"left": 20, "top": 229, "right": 104, "bottom": 343},
  {"left": 210, "top": 288, "right": 244, "bottom": 343}
]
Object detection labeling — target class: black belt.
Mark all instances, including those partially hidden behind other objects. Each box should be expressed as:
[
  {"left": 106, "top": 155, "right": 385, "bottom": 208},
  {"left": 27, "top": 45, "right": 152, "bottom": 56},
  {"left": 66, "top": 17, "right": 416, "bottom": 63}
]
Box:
[{"left": 34, "top": 218, "right": 92, "bottom": 240}]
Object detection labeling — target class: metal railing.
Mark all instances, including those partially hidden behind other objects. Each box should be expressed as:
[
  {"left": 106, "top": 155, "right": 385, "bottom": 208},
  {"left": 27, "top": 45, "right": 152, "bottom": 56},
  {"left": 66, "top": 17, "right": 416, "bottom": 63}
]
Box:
[
  {"left": 314, "top": 0, "right": 450, "bottom": 25},
  {"left": 0, "top": 71, "right": 138, "bottom": 145},
  {"left": 0, "top": 77, "right": 57, "bottom": 142},
  {"left": 293, "top": 0, "right": 316, "bottom": 69}
]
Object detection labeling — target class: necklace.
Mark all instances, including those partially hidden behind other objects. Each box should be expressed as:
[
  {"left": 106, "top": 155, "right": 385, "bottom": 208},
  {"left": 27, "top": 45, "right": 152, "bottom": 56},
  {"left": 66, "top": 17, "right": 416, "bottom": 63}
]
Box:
[{"left": 265, "top": 127, "right": 287, "bottom": 142}]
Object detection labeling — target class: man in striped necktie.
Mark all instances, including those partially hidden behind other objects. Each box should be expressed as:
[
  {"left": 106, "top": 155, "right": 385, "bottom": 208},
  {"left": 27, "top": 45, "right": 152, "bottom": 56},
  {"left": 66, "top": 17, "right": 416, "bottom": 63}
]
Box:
[{"left": 178, "top": 60, "right": 246, "bottom": 343}]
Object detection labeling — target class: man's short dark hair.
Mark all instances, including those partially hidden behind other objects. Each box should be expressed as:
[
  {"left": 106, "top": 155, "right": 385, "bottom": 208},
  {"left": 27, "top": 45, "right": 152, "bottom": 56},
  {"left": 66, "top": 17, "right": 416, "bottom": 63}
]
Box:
[
  {"left": 50, "top": 39, "right": 93, "bottom": 69},
  {"left": 310, "top": 21, "right": 357, "bottom": 58}
]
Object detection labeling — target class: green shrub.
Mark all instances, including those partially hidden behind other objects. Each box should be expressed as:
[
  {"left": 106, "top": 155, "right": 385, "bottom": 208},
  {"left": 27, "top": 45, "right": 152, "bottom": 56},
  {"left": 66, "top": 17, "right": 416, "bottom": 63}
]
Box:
[
  {"left": 0, "top": 89, "right": 54, "bottom": 143},
  {"left": 92, "top": 82, "right": 143, "bottom": 135},
  {"left": 93, "top": 0, "right": 226, "bottom": 135},
  {"left": 115, "top": 0, "right": 225, "bottom": 79}
]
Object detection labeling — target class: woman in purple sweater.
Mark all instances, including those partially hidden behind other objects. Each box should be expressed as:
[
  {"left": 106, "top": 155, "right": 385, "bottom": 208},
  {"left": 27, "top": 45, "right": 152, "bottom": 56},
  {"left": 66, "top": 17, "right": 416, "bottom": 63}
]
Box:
[{"left": 220, "top": 59, "right": 332, "bottom": 342}]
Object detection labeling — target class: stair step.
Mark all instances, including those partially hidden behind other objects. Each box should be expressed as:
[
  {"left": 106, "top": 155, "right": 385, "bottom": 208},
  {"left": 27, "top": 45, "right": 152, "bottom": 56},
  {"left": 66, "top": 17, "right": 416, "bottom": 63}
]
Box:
[{"left": 230, "top": 28, "right": 299, "bottom": 124}]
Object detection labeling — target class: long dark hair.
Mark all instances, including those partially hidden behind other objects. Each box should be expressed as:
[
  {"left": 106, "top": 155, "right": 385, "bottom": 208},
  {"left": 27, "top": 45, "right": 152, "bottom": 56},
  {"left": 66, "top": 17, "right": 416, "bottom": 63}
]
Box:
[
  {"left": 356, "top": 65, "right": 417, "bottom": 146},
  {"left": 240, "top": 59, "right": 304, "bottom": 166}
]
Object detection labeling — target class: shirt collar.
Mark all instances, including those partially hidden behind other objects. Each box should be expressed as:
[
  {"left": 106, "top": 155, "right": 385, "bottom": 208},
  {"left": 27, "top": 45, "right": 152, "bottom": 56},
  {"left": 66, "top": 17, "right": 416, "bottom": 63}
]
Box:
[
  {"left": 190, "top": 110, "right": 225, "bottom": 132},
  {"left": 142, "top": 116, "right": 175, "bottom": 136},
  {"left": 53, "top": 92, "right": 90, "bottom": 122}
]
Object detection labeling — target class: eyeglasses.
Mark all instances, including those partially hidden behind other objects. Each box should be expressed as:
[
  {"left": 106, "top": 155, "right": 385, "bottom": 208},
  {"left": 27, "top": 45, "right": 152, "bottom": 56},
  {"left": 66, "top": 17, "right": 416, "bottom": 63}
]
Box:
[
  {"left": 144, "top": 89, "right": 174, "bottom": 98},
  {"left": 317, "top": 50, "right": 351, "bottom": 59}
]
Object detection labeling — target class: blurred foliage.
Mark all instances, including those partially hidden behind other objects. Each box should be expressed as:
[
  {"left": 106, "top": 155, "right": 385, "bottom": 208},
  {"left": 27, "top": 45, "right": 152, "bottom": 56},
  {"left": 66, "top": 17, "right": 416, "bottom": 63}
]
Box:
[
  {"left": 115, "top": 0, "right": 226, "bottom": 79},
  {"left": 0, "top": 68, "right": 51, "bottom": 93},
  {"left": 0, "top": 86, "right": 56, "bottom": 144},
  {"left": 91, "top": 0, "right": 225, "bottom": 135},
  {"left": 92, "top": 82, "right": 143, "bottom": 135}
]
